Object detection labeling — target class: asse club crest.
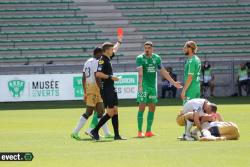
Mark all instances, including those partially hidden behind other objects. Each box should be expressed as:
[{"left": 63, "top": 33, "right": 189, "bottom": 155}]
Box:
[{"left": 8, "top": 80, "right": 25, "bottom": 98}]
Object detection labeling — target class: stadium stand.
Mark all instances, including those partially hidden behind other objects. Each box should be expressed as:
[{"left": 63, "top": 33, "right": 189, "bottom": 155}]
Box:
[{"left": 0, "top": 0, "right": 249, "bottom": 70}]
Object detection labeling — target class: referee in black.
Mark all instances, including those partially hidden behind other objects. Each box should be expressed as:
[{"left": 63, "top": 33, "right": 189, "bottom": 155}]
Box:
[{"left": 90, "top": 42, "right": 126, "bottom": 141}]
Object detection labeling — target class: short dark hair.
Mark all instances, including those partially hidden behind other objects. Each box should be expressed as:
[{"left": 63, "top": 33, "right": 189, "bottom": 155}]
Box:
[
  {"left": 210, "top": 103, "right": 217, "bottom": 113},
  {"left": 144, "top": 41, "right": 153, "bottom": 47},
  {"left": 93, "top": 47, "right": 102, "bottom": 56},
  {"left": 102, "top": 42, "right": 114, "bottom": 52}
]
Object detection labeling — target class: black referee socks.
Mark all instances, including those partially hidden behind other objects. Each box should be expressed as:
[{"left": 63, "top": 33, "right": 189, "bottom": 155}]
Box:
[
  {"left": 93, "top": 114, "right": 111, "bottom": 132},
  {"left": 112, "top": 114, "right": 119, "bottom": 137}
]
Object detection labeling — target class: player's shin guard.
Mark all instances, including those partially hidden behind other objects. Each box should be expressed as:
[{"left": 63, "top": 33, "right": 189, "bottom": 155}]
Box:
[
  {"left": 112, "top": 114, "right": 119, "bottom": 137},
  {"left": 137, "top": 111, "right": 144, "bottom": 132},
  {"left": 146, "top": 111, "right": 155, "bottom": 132}
]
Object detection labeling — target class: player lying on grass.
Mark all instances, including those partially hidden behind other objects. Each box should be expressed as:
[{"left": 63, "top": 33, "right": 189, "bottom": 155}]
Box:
[
  {"left": 176, "top": 98, "right": 217, "bottom": 141},
  {"left": 71, "top": 37, "right": 122, "bottom": 140},
  {"left": 191, "top": 114, "right": 240, "bottom": 141},
  {"left": 136, "top": 41, "right": 182, "bottom": 138}
]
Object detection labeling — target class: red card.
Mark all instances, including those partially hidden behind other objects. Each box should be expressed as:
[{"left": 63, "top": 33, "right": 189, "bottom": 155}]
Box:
[{"left": 117, "top": 28, "right": 123, "bottom": 37}]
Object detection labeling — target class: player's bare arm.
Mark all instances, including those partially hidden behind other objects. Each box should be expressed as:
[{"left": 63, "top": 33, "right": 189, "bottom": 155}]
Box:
[
  {"left": 199, "top": 136, "right": 226, "bottom": 142},
  {"left": 113, "top": 28, "right": 123, "bottom": 53},
  {"left": 181, "top": 74, "right": 193, "bottom": 100},
  {"left": 200, "top": 115, "right": 216, "bottom": 124},
  {"left": 113, "top": 35, "right": 123, "bottom": 53},
  {"left": 160, "top": 67, "right": 182, "bottom": 89},
  {"left": 82, "top": 72, "right": 87, "bottom": 101},
  {"left": 194, "top": 112, "right": 202, "bottom": 130},
  {"left": 137, "top": 66, "right": 143, "bottom": 92},
  {"left": 95, "top": 73, "right": 102, "bottom": 89}
]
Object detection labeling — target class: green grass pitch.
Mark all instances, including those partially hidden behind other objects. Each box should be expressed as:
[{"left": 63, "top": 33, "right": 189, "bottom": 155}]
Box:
[{"left": 0, "top": 97, "right": 250, "bottom": 167}]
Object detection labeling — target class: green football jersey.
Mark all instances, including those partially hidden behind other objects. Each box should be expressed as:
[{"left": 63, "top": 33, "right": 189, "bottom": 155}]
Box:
[
  {"left": 184, "top": 55, "right": 201, "bottom": 90},
  {"left": 136, "top": 53, "right": 162, "bottom": 88}
]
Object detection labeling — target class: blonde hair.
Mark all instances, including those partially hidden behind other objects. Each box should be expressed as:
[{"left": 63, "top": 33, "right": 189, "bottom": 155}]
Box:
[{"left": 185, "top": 41, "right": 198, "bottom": 54}]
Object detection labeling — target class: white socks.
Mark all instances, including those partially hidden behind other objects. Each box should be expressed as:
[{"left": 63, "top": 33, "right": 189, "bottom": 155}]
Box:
[
  {"left": 185, "top": 120, "right": 194, "bottom": 136},
  {"left": 73, "top": 116, "right": 111, "bottom": 135},
  {"left": 98, "top": 118, "right": 111, "bottom": 136},
  {"left": 73, "top": 116, "right": 87, "bottom": 134},
  {"left": 102, "top": 122, "right": 111, "bottom": 136}
]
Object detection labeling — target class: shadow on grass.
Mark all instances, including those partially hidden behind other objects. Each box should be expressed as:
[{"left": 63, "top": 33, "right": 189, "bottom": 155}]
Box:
[
  {"left": 79, "top": 138, "right": 93, "bottom": 141},
  {"left": 93, "top": 140, "right": 114, "bottom": 143}
]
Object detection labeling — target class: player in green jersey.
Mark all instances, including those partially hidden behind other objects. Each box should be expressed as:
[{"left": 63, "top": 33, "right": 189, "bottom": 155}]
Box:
[
  {"left": 181, "top": 41, "right": 201, "bottom": 104},
  {"left": 136, "top": 41, "right": 182, "bottom": 138},
  {"left": 180, "top": 41, "right": 201, "bottom": 140}
]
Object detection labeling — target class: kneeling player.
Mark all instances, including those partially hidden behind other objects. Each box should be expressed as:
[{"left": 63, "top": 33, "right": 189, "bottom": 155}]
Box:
[{"left": 176, "top": 98, "right": 217, "bottom": 140}]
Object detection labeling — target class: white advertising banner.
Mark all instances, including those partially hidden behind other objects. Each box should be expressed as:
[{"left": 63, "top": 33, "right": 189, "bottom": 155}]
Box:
[{"left": 0, "top": 72, "right": 138, "bottom": 102}]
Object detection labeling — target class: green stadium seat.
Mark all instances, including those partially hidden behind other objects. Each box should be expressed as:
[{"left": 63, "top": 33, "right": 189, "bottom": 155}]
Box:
[
  {"left": 0, "top": 22, "right": 95, "bottom": 28},
  {"left": 0, "top": 1, "right": 74, "bottom": 5},
  {"left": 132, "top": 18, "right": 250, "bottom": 25},
  {"left": 138, "top": 26, "right": 250, "bottom": 32},
  {"left": 0, "top": 8, "right": 80, "bottom": 12},
  {"left": 0, "top": 0, "right": 249, "bottom": 64},
  {"left": 0, "top": 54, "right": 124, "bottom": 60},
  {"left": 146, "top": 34, "right": 250, "bottom": 40},
  {"left": 124, "top": 11, "right": 250, "bottom": 17},
  {"left": 0, "top": 30, "right": 102, "bottom": 35},
  {"left": 0, "top": 37, "right": 108, "bottom": 44},
  {"left": 0, "top": 55, "right": 89, "bottom": 60},
  {"left": 0, "top": 55, "right": 92, "bottom": 61},
  {"left": 117, "top": 3, "right": 250, "bottom": 10},
  {"left": 0, "top": 46, "right": 95, "bottom": 52},
  {"left": 158, "top": 50, "right": 250, "bottom": 57},
  {"left": 154, "top": 42, "right": 250, "bottom": 48},
  {"left": 0, "top": 1, "right": 107, "bottom": 63},
  {"left": 0, "top": 15, "right": 87, "bottom": 20},
  {"left": 111, "top": 0, "right": 200, "bottom": 2}
]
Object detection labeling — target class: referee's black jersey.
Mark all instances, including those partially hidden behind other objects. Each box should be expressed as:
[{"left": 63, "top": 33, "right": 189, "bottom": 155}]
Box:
[{"left": 97, "top": 54, "right": 114, "bottom": 89}]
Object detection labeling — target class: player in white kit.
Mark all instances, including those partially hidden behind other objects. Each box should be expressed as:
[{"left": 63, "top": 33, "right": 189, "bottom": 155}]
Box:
[
  {"left": 176, "top": 98, "right": 217, "bottom": 141},
  {"left": 71, "top": 47, "right": 111, "bottom": 140}
]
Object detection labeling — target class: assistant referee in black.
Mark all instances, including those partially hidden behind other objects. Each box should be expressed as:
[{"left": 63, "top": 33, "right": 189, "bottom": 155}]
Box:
[{"left": 90, "top": 42, "right": 126, "bottom": 140}]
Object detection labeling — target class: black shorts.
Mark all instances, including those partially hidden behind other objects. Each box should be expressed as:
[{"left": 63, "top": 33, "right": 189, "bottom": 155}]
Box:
[
  {"left": 208, "top": 126, "right": 220, "bottom": 137},
  {"left": 101, "top": 87, "right": 118, "bottom": 108}
]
